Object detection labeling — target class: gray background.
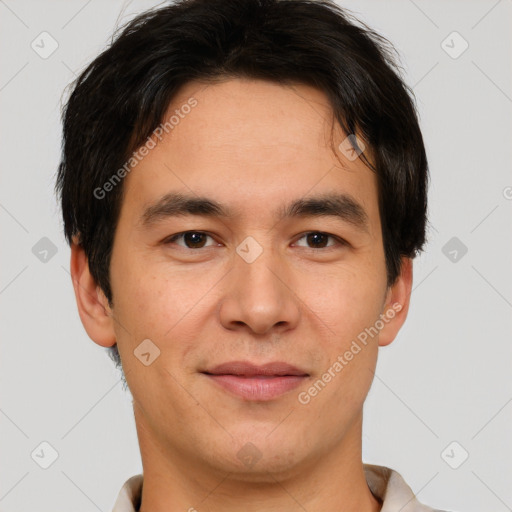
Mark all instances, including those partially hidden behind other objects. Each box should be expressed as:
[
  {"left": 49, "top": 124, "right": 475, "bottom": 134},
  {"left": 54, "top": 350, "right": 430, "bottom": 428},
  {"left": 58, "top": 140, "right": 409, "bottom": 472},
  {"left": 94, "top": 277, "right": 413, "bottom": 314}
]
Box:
[{"left": 1, "top": 0, "right": 511, "bottom": 510}]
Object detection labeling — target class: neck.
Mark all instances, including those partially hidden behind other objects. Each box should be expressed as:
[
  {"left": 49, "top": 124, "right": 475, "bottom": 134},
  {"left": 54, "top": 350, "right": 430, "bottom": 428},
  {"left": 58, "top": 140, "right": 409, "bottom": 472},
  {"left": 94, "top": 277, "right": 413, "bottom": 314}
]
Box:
[{"left": 135, "top": 409, "right": 381, "bottom": 512}]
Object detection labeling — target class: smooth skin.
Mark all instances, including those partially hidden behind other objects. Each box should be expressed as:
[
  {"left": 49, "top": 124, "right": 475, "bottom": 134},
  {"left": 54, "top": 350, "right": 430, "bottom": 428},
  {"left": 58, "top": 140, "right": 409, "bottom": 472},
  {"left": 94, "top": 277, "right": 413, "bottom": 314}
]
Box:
[{"left": 71, "top": 78, "right": 413, "bottom": 512}]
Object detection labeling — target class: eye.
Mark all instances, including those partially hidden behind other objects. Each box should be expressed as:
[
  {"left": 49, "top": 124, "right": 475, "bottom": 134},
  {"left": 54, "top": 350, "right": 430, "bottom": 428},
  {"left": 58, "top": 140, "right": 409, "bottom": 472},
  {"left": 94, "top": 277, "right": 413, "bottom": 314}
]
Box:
[
  {"left": 163, "top": 230, "right": 346, "bottom": 250},
  {"left": 293, "top": 231, "right": 346, "bottom": 249},
  {"left": 164, "top": 231, "right": 217, "bottom": 249}
]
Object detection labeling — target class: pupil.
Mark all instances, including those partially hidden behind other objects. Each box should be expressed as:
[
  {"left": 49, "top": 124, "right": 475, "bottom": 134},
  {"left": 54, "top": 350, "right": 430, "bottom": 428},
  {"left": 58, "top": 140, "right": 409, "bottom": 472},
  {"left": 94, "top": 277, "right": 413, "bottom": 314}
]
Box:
[
  {"left": 185, "top": 232, "right": 205, "bottom": 248},
  {"left": 182, "top": 233, "right": 328, "bottom": 249},
  {"left": 308, "top": 233, "right": 327, "bottom": 248}
]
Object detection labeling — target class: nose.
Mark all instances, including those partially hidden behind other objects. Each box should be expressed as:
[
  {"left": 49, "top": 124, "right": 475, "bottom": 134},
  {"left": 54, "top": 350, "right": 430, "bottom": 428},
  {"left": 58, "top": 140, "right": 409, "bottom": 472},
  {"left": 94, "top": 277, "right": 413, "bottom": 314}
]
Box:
[{"left": 218, "top": 246, "right": 301, "bottom": 336}]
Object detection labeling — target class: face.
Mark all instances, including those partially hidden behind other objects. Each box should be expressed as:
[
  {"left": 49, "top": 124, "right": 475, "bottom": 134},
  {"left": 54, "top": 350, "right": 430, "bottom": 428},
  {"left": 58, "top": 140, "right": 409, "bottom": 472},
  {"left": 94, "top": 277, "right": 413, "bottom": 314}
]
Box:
[{"left": 72, "top": 78, "right": 411, "bottom": 482}]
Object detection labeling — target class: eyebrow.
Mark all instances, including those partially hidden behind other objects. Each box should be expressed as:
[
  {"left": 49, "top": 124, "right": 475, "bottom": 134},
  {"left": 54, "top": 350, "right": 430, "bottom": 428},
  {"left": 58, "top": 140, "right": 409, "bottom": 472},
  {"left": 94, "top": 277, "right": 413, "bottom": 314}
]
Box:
[{"left": 139, "top": 191, "right": 369, "bottom": 233}]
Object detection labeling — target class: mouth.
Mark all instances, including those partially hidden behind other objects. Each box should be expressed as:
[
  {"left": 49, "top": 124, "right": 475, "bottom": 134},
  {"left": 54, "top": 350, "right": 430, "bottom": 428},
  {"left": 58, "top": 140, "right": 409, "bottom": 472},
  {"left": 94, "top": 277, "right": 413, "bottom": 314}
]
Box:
[{"left": 201, "top": 361, "right": 309, "bottom": 401}]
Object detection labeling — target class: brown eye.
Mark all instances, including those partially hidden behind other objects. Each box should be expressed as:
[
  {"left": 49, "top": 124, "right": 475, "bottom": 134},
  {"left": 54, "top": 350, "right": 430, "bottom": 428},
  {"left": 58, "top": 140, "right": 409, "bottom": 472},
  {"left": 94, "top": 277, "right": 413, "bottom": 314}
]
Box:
[
  {"left": 165, "top": 231, "right": 215, "bottom": 249},
  {"left": 294, "top": 231, "right": 344, "bottom": 249}
]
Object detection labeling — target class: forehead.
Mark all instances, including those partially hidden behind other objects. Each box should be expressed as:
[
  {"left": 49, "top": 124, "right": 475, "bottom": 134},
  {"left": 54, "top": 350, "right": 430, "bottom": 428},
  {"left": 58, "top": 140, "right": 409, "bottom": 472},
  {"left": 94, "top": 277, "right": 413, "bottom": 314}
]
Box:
[
  {"left": 119, "top": 78, "right": 379, "bottom": 229},
  {"left": 160, "top": 78, "right": 341, "bottom": 163}
]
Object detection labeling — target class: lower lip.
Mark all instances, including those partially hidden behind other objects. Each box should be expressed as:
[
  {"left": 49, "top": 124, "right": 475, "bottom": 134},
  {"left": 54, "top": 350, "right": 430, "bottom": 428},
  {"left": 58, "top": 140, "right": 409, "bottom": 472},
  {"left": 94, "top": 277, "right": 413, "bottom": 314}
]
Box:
[{"left": 204, "top": 374, "right": 307, "bottom": 401}]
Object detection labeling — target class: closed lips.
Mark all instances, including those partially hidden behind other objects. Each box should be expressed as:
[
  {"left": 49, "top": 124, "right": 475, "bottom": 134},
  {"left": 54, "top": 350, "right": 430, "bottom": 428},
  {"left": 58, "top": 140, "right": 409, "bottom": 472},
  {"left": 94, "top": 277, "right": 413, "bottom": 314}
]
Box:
[{"left": 202, "top": 361, "right": 309, "bottom": 377}]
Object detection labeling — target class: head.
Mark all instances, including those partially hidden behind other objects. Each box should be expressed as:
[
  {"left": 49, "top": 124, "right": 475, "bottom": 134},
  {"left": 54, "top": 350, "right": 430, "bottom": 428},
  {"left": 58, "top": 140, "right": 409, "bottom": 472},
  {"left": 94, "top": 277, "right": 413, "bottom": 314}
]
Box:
[{"left": 56, "top": 0, "right": 428, "bottom": 481}]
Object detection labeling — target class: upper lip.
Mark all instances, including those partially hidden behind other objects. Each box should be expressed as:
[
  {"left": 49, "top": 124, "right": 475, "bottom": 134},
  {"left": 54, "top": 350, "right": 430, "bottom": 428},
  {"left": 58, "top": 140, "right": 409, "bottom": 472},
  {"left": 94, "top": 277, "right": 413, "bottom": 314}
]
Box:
[{"left": 202, "top": 361, "right": 309, "bottom": 377}]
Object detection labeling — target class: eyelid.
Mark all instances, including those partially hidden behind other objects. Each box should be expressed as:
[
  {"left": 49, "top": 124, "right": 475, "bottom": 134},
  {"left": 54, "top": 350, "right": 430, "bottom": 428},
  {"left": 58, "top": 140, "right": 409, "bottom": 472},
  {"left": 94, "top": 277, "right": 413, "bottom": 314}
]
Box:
[
  {"left": 163, "top": 230, "right": 348, "bottom": 250},
  {"left": 292, "top": 231, "right": 348, "bottom": 249},
  {"left": 163, "top": 231, "right": 218, "bottom": 248}
]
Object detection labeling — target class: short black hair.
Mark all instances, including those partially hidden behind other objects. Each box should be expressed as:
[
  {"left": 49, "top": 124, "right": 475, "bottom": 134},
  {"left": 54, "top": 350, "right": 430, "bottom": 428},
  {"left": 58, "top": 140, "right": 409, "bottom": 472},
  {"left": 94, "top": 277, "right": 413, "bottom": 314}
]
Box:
[{"left": 55, "top": 0, "right": 429, "bottom": 371}]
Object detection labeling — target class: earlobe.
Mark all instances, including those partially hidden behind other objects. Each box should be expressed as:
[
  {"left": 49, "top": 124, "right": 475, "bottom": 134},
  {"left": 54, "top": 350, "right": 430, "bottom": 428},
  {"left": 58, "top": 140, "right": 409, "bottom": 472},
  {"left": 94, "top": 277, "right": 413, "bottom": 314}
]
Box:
[
  {"left": 378, "top": 257, "right": 413, "bottom": 347},
  {"left": 70, "top": 240, "right": 117, "bottom": 348}
]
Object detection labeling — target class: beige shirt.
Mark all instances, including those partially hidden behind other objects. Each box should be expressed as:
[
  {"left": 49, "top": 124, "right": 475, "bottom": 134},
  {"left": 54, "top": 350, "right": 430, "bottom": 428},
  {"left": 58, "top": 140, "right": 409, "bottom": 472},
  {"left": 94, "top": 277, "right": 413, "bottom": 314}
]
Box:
[{"left": 112, "top": 464, "right": 449, "bottom": 511}]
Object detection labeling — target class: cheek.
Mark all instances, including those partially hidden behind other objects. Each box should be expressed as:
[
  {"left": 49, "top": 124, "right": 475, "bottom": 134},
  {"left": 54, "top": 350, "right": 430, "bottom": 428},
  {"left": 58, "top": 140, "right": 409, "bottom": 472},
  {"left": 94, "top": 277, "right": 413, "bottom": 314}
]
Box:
[
  {"left": 115, "top": 271, "right": 179, "bottom": 337},
  {"left": 306, "top": 259, "right": 387, "bottom": 344},
  {"left": 110, "top": 255, "right": 216, "bottom": 363},
  {"left": 109, "top": 251, "right": 172, "bottom": 343},
  {"left": 309, "top": 272, "right": 383, "bottom": 408}
]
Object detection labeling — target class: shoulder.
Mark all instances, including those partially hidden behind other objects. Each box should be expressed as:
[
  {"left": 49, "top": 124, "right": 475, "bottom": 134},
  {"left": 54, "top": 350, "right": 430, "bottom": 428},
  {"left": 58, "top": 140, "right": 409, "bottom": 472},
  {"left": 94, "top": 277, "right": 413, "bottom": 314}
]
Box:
[
  {"left": 112, "top": 474, "right": 143, "bottom": 512},
  {"left": 363, "top": 463, "right": 456, "bottom": 512}
]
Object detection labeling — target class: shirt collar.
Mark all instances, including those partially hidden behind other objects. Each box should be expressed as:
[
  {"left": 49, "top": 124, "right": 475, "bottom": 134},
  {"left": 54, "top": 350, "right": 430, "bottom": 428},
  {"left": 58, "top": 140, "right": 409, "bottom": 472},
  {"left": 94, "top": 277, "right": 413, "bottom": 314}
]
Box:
[{"left": 112, "top": 464, "right": 439, "bottom": 512}]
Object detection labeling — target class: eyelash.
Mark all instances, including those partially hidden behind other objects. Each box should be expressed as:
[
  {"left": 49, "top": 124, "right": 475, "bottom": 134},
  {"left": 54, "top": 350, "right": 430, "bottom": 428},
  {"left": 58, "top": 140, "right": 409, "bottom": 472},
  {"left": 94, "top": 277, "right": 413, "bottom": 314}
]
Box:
[{"left": 163, "top": 231, "right": 347, "bottom": 250}]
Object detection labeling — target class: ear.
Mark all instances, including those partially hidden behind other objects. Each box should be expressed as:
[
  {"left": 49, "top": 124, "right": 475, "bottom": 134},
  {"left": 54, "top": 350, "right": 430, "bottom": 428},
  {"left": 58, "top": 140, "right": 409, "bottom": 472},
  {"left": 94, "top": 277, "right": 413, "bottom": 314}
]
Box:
[
  {"left": 70, "top": 238, "right": 116, "bottom": 348},
  {"left": 378, "top": 257, "right": 413, "bottom": 347}
]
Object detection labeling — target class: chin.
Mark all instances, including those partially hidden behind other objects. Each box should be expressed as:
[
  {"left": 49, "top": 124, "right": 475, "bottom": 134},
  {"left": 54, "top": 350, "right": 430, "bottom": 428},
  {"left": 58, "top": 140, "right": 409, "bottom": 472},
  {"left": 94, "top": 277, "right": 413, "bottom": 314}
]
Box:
[{"left": 205, "top": 429, "right": 311, "bottom": 482}]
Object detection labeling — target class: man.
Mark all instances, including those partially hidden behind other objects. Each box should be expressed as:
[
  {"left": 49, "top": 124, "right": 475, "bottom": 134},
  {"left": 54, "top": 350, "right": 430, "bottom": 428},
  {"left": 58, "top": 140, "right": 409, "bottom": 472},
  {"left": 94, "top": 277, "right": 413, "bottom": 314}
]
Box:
[{"left": 56, "top": 0, "right": 450, "bottom": 510}]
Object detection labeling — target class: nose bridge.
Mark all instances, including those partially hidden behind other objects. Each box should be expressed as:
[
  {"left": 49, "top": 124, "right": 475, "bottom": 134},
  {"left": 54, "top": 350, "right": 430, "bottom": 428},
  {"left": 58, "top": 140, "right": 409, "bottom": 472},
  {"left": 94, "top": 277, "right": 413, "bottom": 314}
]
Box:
[
  {"left": 238, "top": 240, "right": 284, "bottom": 302},
  {"left": 218, "top": 234, "right": 300, "bottom": 335}
]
